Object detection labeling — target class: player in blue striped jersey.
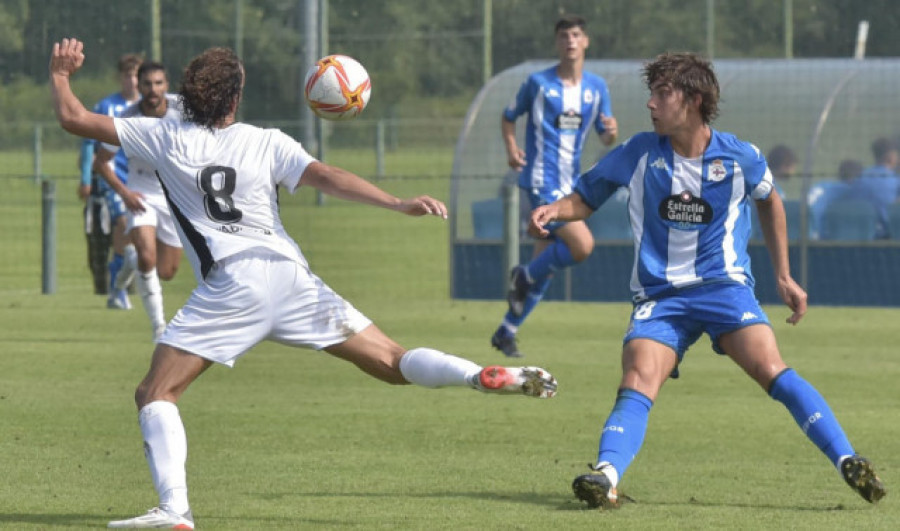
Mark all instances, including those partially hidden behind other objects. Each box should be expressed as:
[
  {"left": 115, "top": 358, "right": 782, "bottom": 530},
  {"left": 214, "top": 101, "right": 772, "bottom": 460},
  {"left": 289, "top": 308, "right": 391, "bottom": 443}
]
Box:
[
  {"left": 530, "top": 52, "right": 884, "bottom": 508},
  {"left": 492, "top": 15, "right": 617, "bottom": 358},
  {"left": 77, "top": 54, "right": 141, "bottom": 296}
]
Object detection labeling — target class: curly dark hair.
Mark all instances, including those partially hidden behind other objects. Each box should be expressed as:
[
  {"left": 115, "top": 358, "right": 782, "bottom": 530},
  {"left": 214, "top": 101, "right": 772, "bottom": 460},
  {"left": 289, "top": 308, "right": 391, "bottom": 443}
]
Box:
[
  {"left": 179, "top": 47, "right": 243, "bottom": 129},
  {"left": 643, "top": 52, "right": 720, "bottom": 124}
]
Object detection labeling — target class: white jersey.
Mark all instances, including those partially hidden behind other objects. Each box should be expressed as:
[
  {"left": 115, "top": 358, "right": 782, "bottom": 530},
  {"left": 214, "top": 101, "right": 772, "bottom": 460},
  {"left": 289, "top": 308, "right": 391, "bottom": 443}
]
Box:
[
  {"left": 102, "top": 95, "right": 183, "bottom": 196},
  {"left": 113, "top": 117, "right": 315, "bottom": 283}
]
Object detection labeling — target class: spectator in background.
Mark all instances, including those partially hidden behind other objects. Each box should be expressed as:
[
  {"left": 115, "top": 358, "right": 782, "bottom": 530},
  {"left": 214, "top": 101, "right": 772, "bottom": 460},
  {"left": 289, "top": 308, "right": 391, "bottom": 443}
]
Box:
[
  {"left": 767, "top": 144, "right": 797, "bottom": 198},
  {"left": 492, "top": 14, "right": 618, "bottom": 358},
  {"left": 850, "top": 137, "right": 900, "bottom": 239},
  {"left": 807, "top": 159, "right": 862, "bottom": 240},
  {"left": 77, "top": 53, "right": 142, "bottom": 295}
]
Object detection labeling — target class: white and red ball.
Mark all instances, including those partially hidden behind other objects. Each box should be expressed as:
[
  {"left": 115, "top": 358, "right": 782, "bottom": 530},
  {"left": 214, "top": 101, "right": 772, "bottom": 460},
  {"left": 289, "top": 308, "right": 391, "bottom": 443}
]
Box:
[{"left": 303, "top": 54, "right": 371, "bottom": 121}]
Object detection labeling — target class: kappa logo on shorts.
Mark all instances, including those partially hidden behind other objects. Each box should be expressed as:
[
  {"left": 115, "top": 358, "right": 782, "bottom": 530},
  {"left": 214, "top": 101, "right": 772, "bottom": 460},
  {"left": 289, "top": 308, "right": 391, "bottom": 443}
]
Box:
[{"left": 740, "top": 311, "right": 758, "bottom": 321}]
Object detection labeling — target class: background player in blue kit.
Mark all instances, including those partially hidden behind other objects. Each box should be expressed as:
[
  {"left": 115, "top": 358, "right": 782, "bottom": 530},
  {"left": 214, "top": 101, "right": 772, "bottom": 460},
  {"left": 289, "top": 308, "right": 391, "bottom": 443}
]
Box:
[
  {"left": 77, "top": 53, "right": 141, "bottom": 296},
  {"left": 527, "top": 52, "right": 885, "bottom": 509},
  {"left": 492, "top": 15, "right": 618, "bottom": 358}
]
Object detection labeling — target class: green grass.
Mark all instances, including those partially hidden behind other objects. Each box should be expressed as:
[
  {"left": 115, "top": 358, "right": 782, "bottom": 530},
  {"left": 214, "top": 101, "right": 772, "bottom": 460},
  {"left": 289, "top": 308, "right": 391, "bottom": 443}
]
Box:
[{"left": 0, "top": 152, "right": 898, "bottom": 529}]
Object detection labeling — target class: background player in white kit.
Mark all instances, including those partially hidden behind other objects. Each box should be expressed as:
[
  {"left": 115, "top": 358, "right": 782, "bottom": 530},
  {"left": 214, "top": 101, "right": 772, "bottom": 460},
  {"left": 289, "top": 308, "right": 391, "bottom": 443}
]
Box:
[
  {"left": 95, "top": 61, "right": 184, "bottom": 340},
  {"left": 50, "top": 39, "right": 558, "bottom": 530}
]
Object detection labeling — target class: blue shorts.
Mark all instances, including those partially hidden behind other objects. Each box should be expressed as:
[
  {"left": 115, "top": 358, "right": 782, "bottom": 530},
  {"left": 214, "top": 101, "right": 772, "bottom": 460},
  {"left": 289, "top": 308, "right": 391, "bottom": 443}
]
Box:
[
  {"left": 624, "top": 282, "right": 771, "bottom": 376},
  {"left": 523, "top": 186, "right": 568, "bottom": 234},
  {"left": 104, "top": 189, "right": 127, "bottom": 223}
]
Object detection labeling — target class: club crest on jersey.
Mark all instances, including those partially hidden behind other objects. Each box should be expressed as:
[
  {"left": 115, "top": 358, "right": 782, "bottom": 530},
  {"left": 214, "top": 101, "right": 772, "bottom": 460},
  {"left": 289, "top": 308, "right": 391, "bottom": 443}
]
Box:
[
  {"left": 583, "top": 90, "right": 594, "bottom": 104},
  {"left": 708, "top": 159, "right": 727, "bottom": 182},
  {"left": 658, "top": 190, "right": 713, "bottom": 229}
]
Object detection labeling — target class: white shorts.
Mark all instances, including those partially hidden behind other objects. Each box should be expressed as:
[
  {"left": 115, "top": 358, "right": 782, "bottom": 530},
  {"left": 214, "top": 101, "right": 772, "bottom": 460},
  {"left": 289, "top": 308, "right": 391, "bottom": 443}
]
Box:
[
  {"left": 127, "top": 193, "right": 182, "bottom": 248},
  {"left": 158, "top": 250, "right": 372, "bottom": 367}
]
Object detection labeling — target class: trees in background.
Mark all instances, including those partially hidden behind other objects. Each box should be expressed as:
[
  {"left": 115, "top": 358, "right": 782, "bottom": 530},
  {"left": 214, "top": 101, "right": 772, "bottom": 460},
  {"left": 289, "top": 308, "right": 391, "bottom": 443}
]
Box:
[{"left": 3, "top": 0, "right": 900, "bottom": 124}]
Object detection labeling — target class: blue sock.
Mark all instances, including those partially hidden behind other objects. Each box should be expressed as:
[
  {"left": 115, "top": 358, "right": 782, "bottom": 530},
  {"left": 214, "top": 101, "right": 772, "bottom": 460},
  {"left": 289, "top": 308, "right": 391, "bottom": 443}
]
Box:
[
  {"left": 504, "top": 276, "right": 552, "bottom": 327},
  {"left": 527, "top": 240, "right": 577, "bottom": 283},
  {"left": 597, "top": 388, "right": 653, "bottom": 479},
  {"left": 109, "top": 253, "right": 123, "bottom": 293},
  {"left": 769, "top": 368, "right": 855, "bottom": 467}
]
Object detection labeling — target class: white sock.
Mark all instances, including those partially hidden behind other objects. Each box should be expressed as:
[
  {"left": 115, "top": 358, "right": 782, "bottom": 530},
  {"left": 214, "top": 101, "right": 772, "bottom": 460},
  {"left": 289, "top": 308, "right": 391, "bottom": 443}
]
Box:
[
  {"left": 115, "top": 244, "right": 138, "bottom": 290},
  {"left": 398, "top": 347, "right": 482, "bottom": 388},
  {"left": 595, "top": 461, "right": 620, "bottom": 488},
  {"left": 139, "top": 401, "right": 190, "bottom": 515},
  {"left": 501, "top": 321, "right": 519, "bottom": 335},
  {"left": 837, "top": 454, "right": 853, "bottom": 470},
  {"left": 138, "top": 268, "right": 166, "bottom": 331}
]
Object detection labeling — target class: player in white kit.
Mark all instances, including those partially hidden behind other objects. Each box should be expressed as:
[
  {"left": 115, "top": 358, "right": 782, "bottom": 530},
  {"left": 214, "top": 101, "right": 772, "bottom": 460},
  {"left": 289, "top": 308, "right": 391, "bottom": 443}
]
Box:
[
  {"left": 94, "top": 61, "right": 184, "bottom": 340},
  {"left": 50, "top": 39, "right": 558, "bottom": 529}
]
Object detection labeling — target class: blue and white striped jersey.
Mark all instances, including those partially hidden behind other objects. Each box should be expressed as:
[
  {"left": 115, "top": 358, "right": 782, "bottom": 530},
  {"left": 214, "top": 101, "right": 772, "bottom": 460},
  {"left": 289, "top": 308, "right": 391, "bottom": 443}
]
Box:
[
  {"left": 84, "top": 92, "right": 134, "bottom": 191},
  {"left": 504, "top": 66, "right": 613, "bottom": 200},
  {"left": 575, "top": 130, "right": 775, "bottom": 301}
]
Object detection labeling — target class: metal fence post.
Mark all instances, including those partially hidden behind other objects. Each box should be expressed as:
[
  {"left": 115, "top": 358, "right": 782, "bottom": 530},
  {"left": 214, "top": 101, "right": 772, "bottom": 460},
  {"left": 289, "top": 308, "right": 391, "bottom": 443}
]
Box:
[
  {"left": 502, "top": 176, "right": 519, "bottom": 286},
  {"left": 375, "top": 119, "right": 385, "bottom": 179},
  {"left": 33, "top": 123, "right": 43, "bottom": 184},
  {"left": 41, "top": 179, "right": 57, "bottom": 294}
]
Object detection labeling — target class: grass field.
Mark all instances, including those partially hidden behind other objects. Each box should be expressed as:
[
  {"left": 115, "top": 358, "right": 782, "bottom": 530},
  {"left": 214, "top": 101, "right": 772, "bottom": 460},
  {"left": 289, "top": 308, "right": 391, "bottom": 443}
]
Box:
[{"left": 1, "top": 150, "right": 898, "bottom": 529}]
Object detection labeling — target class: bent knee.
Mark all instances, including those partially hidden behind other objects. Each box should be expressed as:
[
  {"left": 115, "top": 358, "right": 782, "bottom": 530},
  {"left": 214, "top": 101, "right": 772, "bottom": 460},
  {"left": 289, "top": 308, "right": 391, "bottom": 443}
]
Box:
[
  {"left": 570, "top": 245, "right": 593, "bottom": 262},
  {"left": 158, "top": 266, "right": 178, "bottom": 281},
  {"left": 568, "top": 237, "right": 594, "bottom": 262}
]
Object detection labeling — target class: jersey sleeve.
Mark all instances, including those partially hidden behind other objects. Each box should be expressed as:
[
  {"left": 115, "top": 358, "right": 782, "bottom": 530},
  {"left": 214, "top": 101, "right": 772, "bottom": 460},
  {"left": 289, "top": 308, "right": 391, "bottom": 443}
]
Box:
[
  {"left": 99, "top": 141, "right": 121, "bottom": 155},
  {"left": 269, "top": 130, "right": 316, "bottom": 192},
  {"left": 502, "top": 76, "right": 536, "bottom": 122},
  {"left": 575, "top": 135, "right": 641, "bottom": 209},
  {"left": 114, "top": 117, "right": 165, "bottom": 164},
  {"left": 79, "top": 139, "right": 94, "bottom": 185},
  {"left": 745, "top": 143, "right": 774, "bottom": 200}
]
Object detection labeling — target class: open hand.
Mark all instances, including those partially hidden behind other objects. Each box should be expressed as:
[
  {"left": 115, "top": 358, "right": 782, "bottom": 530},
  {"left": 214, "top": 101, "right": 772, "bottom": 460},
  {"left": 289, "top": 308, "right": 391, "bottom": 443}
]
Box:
[{"left": 49, "top": 38, "right": 85, "bottom": 78}]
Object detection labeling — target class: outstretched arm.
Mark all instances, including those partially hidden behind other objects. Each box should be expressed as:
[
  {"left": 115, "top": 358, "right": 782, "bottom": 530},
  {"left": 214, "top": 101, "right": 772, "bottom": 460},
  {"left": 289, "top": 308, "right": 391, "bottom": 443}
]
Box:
[
  {"left": 49, "top": 38, "right": 119, "bottom": 146},
  {"left": 756, "top": 192, "right": 807, "bottom": 324},
  {"left": 298, "top": 161, "right": 447, "bottom": 218}
]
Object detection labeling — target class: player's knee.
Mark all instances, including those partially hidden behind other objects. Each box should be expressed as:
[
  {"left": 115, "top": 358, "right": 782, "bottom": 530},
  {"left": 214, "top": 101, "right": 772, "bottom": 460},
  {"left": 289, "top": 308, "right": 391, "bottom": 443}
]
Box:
[
  {"left": 570, "top": 239, "right": 594, "bottom": 262},
  {"left": 158, "top": 264, "right": 178, "bottom": 281},
  {"left": 134, "top": 379, "right": 179, "bottom": 409}
]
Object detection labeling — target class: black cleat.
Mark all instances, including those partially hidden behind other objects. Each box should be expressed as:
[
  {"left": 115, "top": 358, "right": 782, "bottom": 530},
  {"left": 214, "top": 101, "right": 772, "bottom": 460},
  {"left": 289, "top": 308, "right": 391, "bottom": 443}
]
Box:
[
  {"left": 491, "top": 327, "right": 523, "bottom": 358},
  {"left": 572, "top": 467, "right": 619, "bottom": 510},
  {"left": 506, "top": 265, "right": 531, "bottom": 317},
  {"left": 841, "top": 455, "right": 886, "bottom": 503}
]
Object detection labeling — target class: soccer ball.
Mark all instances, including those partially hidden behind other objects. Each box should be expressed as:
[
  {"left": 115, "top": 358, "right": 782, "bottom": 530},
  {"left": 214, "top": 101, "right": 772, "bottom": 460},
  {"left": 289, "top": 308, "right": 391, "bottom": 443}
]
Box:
[{"left": 303, "top": 55, "right": 371, "bottom": 121}]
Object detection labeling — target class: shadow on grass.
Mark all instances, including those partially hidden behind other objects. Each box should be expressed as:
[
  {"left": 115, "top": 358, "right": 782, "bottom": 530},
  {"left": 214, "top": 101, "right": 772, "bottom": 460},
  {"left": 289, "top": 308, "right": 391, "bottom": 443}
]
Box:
[
  {"left": 256, "top": 488, "right": 875, "bottom": 513},
  {"left": 0, "top": 513, "right": 107, "bottom": 526}
]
